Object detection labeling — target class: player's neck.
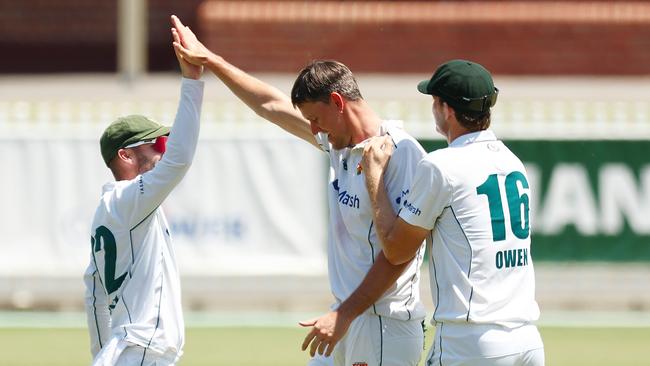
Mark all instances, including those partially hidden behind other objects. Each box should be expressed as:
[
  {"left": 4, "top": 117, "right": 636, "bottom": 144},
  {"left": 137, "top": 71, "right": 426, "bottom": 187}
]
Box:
[
  {"left": 346, "top": 100, "right": 381, "bottom": 146},
  {"left": 446, "top": 121, "right": 472, "bottom": 145},
  {"left": 111, "top": 165, "right": 139, "bottom": 181}
]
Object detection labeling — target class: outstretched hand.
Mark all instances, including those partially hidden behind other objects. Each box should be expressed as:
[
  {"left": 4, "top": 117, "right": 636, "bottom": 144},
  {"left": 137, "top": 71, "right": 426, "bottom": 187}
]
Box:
[
  {"left": 171, "top": 15, "right": 217, "bottom": 67},
  {"left": 170, "top": 16, "right": 203, "bottom": 79},
  {"left": 299, "top": 310, "right": 354, "bottom": 358}
]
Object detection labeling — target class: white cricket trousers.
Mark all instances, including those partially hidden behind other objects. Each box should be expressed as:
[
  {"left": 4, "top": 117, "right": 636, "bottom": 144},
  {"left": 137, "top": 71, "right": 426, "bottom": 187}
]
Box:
[
  {"left": 92, "top": 337, "right": 179, "bottom": 366},
  {"left": 425, "top": 322, "right": 545, "bottom": 366},
  {"left": 308, "top": 312, "right": 425, "bottom": 366}
]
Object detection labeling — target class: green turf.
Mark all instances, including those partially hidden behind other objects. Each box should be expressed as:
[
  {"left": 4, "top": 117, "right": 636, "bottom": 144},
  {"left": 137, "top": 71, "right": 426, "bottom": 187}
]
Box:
[{"left": 0, "top": 326, "right": 647, "bottom": 365}]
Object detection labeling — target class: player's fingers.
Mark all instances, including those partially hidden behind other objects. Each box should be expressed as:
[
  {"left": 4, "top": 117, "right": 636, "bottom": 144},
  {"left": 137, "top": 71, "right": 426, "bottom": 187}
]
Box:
[
  {"left": 301, "top": 329, "right": 317, "bottom": 351},
  {"left": 317, "top": 339, "right": 328, "bottom": 355},
  {"left": 362, "top": 142, "right": 373, "bottom": 155},
  {"left": 171, "top": 15, "right": 184, "bottom": 29},
  {"left": 376, "top": 136, "right": 391, "bottom": 153},
  {"left": 365, "top": 137, "right": 382, "bottom": 155},
  {"left": 172, "top": 42, "right": 185, "bottom": 57},
  {"left": 172, "top": 16, "right": 193, "bottom": 45},
  {"left": 378, "top": 134, "right": 391, "bottom": 147},
  {"left": 309, "top": 337, "right": 322, "bottom": 357},
  {"left": 173, "top": 43, "right": 195, "bottom": 60},
  {"left": 170, "top": 17, "right": 184, "bottom": 41},
  {"left": 172, "top": 43, "right": 185, "bottom": 62},
  {"left": 184, "top": 25, "right": 198, "bottom": 41},
  {"left": 378, "top": 136, "right": 394, "bottom": 156},
  {"left": 324, "top": 341, "right": 336, "bottom": 357},
  {"left": 298, "top": 318, "right": 317, "bottom": 327},
  {"left": 171, "top": 28, "right": 181, "bottom": 44}
]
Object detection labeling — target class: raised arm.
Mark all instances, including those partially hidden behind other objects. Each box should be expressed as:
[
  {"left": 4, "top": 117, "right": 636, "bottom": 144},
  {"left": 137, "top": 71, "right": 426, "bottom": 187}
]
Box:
[
  {"left": 114, "top": 28, "right": 205, "bottom": 227},
  {"left": 170, "top": 15, "right": 317, "bottom": 147}
]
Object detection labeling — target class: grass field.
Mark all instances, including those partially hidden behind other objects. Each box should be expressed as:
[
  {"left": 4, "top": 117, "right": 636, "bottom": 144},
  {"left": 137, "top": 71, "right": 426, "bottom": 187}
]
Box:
[{"left": 0, "top": 326, "right": 648, "bottom": 365}]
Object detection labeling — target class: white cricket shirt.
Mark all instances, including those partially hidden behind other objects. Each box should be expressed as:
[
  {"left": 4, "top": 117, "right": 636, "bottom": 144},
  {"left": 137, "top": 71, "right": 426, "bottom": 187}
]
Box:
[
  {"left": 400, "top": 130, "right": 543, "bottom": 358},
  {"left": 400, "top": 130, "right": 540, "bottom": 327},
  {"left": 83, "top": 78, "right": 204, "bottom": 363},
  {"left": 316, "top": 121, "right": 427, "bottom": 321}
]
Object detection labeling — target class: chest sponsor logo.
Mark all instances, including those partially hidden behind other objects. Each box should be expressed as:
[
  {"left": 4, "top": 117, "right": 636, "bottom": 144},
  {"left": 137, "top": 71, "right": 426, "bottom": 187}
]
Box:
[
  {"left": 397, "top": 189, "right": 408, "bottom": 205},
  {"left": 332, "top": 179, "right": 360, "bottom": 209},
  {"left": 403, "top": 199, "right": 422, "bottom": 216}
]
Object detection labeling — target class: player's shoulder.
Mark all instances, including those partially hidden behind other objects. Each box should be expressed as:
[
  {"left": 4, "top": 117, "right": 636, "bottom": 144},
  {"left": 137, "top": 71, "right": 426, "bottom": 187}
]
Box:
[
  {"left": 423, "top": 144, "right": 454, "bottom": 163},
  {"left": 383, "top": 120, "right": 411, "bottom": 141},
  {"left": 95, "top": 180, "right": 137, "bottom": 227},
  {"left": 382, "top": 121, "right": 425, "bottom": 155},
  {"left": 99, "top": 179, "right": 140, "bottom": 208}
]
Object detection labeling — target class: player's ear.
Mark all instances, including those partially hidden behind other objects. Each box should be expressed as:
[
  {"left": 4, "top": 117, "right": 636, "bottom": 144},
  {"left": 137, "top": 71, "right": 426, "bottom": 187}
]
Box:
[
  {"left": 442, "top": 102, "right": 454, "bottom": 120},
  {"left": 116, "top": 148, "right": 134, "bottom": 163},
  {"left": 330, "top": 92, "right": 345, "bottom": 113}
]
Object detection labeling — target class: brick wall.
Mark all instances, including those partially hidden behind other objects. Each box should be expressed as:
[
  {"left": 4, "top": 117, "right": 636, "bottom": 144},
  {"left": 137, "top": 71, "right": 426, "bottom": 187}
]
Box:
[
  {"left": 0, "top": 0, "right": 117, "bottom": 72},
  {"left": 0, "top": 0, "right": 203, "bottom": 72},
  {"left": 1, "top": 1, "right": 649, "bottom": 74},
  {"left": 197, "top": 1, "right": 650, "bottom": 75}
]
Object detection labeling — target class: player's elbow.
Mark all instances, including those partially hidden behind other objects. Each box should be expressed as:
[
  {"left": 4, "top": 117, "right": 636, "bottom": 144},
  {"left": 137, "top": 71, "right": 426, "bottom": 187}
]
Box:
[
  {"left": 160, "top": 157, "right": 193, "bottom": 172},
  {"left": 383, "top": 243, "right": 412, "bottom": 266},
  {"left": 256, "top": 100, "right": 280, "bottom": 119},
  {"left": 258, "top": 99, "right": 296, "bottom": 124},
  {"left": 384, "top": 252, "right": 412, "bottom": 266}
]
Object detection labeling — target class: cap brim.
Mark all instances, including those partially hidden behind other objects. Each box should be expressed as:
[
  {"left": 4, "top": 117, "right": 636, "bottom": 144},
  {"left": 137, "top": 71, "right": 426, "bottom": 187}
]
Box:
[
  {"left": 139, "top": 125, "right": 170, "bottom": 141},
  {"left": 125, "top": 125, "right": 170, "bottom": 147},
  {"left": 417, "top": 79, "right": 432, "bottom": 95}
]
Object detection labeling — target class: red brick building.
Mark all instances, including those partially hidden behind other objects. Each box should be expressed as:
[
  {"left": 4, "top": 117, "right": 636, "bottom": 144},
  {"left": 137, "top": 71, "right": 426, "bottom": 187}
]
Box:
[{"left": 1, "top": 1, "right": 649, "bottom": 75}]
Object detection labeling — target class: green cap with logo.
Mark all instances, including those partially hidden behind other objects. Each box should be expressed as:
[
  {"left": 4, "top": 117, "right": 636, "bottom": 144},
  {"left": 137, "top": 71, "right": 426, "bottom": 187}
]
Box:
[
  {"left": 417, "top": 59, "right": 498, "bottom": 113},
  {"left": 100, "top": 114, "right": 170, "bottom": 166}
]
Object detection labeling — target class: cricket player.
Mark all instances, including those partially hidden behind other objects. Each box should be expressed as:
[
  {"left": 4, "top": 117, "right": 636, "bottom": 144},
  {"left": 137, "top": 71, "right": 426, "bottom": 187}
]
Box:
[
  {"left": 362, "top": 60, "right": 545, "bottom": 365},
  {"left": 171, "top": 16, "right": 426, "bottom": 366},
  {"left": 83, "top": 22, "right": 204, "bottom": 366}
]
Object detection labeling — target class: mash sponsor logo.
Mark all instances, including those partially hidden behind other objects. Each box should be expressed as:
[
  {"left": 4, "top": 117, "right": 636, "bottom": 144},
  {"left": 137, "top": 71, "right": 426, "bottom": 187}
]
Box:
[
  {"left": 338, "top": 190, "right": 360, "bottom": 209},
  {"left": 403, "top": 199, "right": 421, "bottom": 216},
  {"left": 332, "top": 179, "right": 360, "bottom": 209},
  {"left": 397, "top": 189, "right": 409, "bottom": 205}
]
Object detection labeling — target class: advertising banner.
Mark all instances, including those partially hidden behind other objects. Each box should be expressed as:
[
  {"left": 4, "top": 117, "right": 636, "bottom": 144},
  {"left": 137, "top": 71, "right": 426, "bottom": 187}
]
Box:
[
  {"left": 420, "top": 139, "right": 650, "bottom": 261},
  {"left": 0, "top": 135, "right": 328, "bottom": 276}
]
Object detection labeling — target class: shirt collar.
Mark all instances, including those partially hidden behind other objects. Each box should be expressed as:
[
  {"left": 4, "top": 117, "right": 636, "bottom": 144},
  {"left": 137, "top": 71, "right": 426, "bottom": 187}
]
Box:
[
  {"left": 351, "top": 120, "right": 403, "bottom": 151},
  {"left": 449, "top": 129, "right": 497, "bottom": 148}
]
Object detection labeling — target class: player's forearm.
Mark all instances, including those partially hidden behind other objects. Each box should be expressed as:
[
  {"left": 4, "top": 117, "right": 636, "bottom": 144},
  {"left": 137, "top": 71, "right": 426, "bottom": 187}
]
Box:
[
  {"left": 204, "top": 54, "right": 315, "bottom": 144},
  {"left": 367, "top": 175, "right": 406, "bottom": 264},
  {"left": 84, "top": 277, "right": 111, "bottom": 358},
  {"left": 205, "top": 53, "right": 287, "bottom": 110},
  {"left": 337, "top": 251, "right": 410, "bottom": 320},
  {"left": 119, "top": 78, "right": 205, "bottom": 226},
  {"left": 85, "top": 305, "right": 111, "bottom": 357},
  {"left": 164, "top": 78, "right": 204, "bottom": 167}
]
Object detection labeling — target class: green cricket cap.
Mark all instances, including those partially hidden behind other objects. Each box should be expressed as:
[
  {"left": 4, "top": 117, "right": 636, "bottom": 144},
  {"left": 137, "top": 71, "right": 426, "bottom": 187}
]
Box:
[
  {"left": 417, "top": 59, "right": 498, "bottom": 113},
  {"left": 100, "top": 115, "right": 170, "bottom": 166}
]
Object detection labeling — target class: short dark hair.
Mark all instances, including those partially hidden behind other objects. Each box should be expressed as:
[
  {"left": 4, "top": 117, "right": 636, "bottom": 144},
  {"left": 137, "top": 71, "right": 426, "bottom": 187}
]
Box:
[
  {"left": 453, "top": 107, "right": 491, "bottom": 132},
  {"left": 291, "top": 60, "right": 363, "bottom": 107}
]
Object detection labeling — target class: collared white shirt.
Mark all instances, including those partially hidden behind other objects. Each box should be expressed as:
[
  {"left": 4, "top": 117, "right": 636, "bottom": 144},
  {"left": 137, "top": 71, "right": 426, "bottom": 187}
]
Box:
[
  {"left": 400, "top": 129, "right": 540, "bottom": 327},
  {"left": 84, "top": 78, "right": 204, "bottom": 362},
  {"left": 315, "top": 121, "right": 427, "bottom": 321}
]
